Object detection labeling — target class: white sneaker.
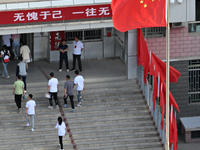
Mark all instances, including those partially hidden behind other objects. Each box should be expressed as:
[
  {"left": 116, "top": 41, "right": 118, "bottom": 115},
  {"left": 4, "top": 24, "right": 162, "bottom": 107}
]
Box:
[
  {"left": 56, "top": 105, "right": 59, "bottom": 108},
  {"left": 80, "top": 96, "right": 83, "bottom": 102},
  {"left": 66, "top": 69, "right": 69, "bottom": 72},
  {"left": 59, "top": 69, "right": 62, "bottom": 72},
  {"left": 77, "top": 103, "right": 82, "bottom": 107},
  {"left": 31, "top": 128, "right": 34, "bottom": 132},
  {"left": 48, "top": 106, "right": 53, "bottom": 108},
  {"left": 26, "top": 123, "right": 29, "bottom": 127},
  {"left": 6, "top": 76, "right": 10, "bottom": 79},
  {"left": 25, "top": 90, "right": 27, "bottom": 94}
]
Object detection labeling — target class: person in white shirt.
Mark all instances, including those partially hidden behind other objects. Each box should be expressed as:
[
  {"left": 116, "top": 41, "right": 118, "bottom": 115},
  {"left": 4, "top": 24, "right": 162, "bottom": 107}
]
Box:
[
  {"left": 25, "top": 94, "right": 36, "bottom": 132},
  {"left": 74, "top": 70, "right": 85, "bottom": 107},
  {"left": 71, "top": 36, "right": 84, "bottom": 72},
  {"left": 47, "top": 72, "right": 59, "bottom": 108},
  {"left": 0, "top": 45, "right": 10, "bottom": 79},
  {"left": 55, "top": 117, "right": 67, "bottom": 150},
  {"left": 20, "top": 41, "right": 32, "bottom": 70}
]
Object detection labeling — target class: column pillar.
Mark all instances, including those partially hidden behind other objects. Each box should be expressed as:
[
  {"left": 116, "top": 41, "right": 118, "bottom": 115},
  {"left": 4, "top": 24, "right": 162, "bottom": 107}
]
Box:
[{"left": 124, "top": 29, "right": 137, "bottom": 79}]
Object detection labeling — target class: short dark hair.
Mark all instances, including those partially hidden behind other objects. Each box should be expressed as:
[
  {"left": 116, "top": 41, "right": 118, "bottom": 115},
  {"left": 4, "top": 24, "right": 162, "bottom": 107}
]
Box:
[
  {"left": 17, "top": 75, "right": 21, "bottom": 79},
  {"left": 2, "top": 45, "right": 7, "bottom": 50},
  {"left": 50, "top": 72, "right": 54, "bottom": 77},
  {"left": 18, "top": 56, "right": 23, "bottom": 61},
  {"left": 29, "top": 94, "right": 33, "bottom": 99},
  {"left": 75, "top": 35, "right": 79, "bottom": 40},
  {"left": 75, "top": 70, "right": 79, "bottom": 75},
  {"left": 20, "top": 41, "right": 25, "bottom": 45},
  {"left": 62, "top": 39, "right": 66, "bottom": 42},
  {"left": 66, "top": 75, "right": 70, "bottom": 79}
]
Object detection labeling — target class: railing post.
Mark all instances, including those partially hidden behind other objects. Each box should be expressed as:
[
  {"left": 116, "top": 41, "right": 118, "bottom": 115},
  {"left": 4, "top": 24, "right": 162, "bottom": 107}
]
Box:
[{"left": 138, "top": 65, "right": 166, "bottom": 148}]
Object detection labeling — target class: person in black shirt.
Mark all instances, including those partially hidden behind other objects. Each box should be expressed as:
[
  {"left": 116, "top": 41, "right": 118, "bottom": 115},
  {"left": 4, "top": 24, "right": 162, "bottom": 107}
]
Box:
[{"left": 59, "top": 39, "right": 69, "bottom": 72}]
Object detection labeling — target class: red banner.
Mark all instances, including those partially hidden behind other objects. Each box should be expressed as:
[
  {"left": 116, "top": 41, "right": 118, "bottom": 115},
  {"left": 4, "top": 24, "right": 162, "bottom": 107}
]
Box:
[
  {"left": 0, "top": 4, "right": 112, "bottom": 25},
  {"left": 51, "top": 31, "right": 65, "bottom": 51}
]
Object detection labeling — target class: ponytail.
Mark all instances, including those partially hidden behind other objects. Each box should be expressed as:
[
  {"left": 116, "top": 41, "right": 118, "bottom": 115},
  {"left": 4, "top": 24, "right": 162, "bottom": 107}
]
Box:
[{"left": 58, "top": 117, "right": 62, "bottom": 125}]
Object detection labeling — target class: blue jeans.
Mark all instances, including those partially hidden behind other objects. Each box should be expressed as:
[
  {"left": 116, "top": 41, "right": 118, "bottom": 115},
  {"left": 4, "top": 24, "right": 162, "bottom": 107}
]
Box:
[
  {"left": 77, "top": 91, "right": 81, "bottom": 103},
  {"left": 22, "top": 76, "right": 27, "bottom": 90},
  {"left": 2, "top": 62, "right": 9, "bottom": 77}
]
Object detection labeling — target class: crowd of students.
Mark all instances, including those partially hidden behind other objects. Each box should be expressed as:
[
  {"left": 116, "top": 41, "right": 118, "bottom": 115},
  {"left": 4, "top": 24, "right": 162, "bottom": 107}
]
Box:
[{"left": 12, "top": 70, "right": 84, "bottom": 150}]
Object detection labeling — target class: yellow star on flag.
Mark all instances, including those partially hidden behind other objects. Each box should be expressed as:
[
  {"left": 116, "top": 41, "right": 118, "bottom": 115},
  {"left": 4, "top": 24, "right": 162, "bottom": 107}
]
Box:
[
  {"left": 140, "top": 0, "right": 144, "bottom": 4},
  {"left": 144, "top": 4, "right": 147, "bottom": 7}
]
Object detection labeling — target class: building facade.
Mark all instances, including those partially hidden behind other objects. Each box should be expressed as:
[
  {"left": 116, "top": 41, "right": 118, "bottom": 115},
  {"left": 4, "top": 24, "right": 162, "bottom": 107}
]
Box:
[{"left": 0, "top": 0, "right": 199, "bottom": 130}]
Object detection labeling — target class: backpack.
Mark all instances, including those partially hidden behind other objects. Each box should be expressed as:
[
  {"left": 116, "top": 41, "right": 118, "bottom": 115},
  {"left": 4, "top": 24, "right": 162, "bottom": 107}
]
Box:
[{"left": 3, "top": 51, "right": 9, "bottom": 63}]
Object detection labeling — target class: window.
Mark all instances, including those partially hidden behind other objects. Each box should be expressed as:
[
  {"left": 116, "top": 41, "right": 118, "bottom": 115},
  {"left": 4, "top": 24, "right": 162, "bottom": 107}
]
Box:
[
  {"left": 141, "top": 27, "right": 165, "bottom": 38},
  {"left": 66, "top": 30, "right": 82, "bottom": 41},
  {"left": 191, "top": 131, "right": 200, "bottom": 139},
  {"left": 188, "top": 60, "right": 200, "bottom": 103},
  {"left": 188, "top": 0, "right": 200, "bottom": 33},
  {"left": 84, "top": 29, "right": 102, "bottom": 40},
  {"left": 66, "top": 29, "right": 102, "bottom": 41}
]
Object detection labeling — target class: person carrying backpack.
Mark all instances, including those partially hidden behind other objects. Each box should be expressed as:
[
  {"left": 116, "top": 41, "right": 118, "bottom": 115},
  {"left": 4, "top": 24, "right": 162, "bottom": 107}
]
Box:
[{"left": 0, "top": 45, "right": 10, "bottom": 79}]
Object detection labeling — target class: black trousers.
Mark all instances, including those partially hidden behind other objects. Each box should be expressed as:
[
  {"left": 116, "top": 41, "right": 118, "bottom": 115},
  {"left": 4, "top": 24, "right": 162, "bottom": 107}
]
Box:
[
  {"left": 59, "top": 55, "right": 69, "bottom": 70},
  {"left": 59, "top": 136, "right": 63, "bottom": 149},
  {"left": 15, "top": 94, "right": 22, "bottom": 109},
  {"left": 22, "top": 76, "right": 27, "bottom": 90},
  {"left": 49, "top": 92, "right": 58, "bottom": 106},
  {"left": 72, "top": 54, "right": 82, "bottom": 71},
  {"left": 64, "top": 95, "right": 74, "bottom": 109}
]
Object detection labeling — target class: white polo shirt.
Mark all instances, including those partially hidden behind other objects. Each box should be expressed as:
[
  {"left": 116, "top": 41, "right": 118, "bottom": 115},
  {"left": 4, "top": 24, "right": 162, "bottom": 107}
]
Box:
[
  {"left": 73, "top": 40, "right": 84, "bottom": 55},
  {"left": 55, "top": 122, "right": 66, "bottom": 136},
  {"left": 26, "top": 100, "right": 36, "bottom": 115},
  {"left": 48, "top": 78, "right": 59, "bottom": 93},
  {"left": 74, "top": 75, "right": 84, "bottom": 91}
]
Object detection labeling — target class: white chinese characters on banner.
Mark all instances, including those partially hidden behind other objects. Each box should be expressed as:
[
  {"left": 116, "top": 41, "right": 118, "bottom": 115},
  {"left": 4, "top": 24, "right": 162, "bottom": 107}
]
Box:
[
  {"left": 85, "top": 8, "right": 97, "bottom": 17},
  {"left": 13, "top": 10, "right": 63, "bottom": 22},
  {"left": 39, "top": 11, "right": 51, "bottom": 20},
  {"left": 52, "top": 11, "right": 63, "bottom": 19},
  {"left": 99, "top": 7, "right": 110, "bottom": 16},
  {"left": 26, "top": 12, "right": 38, "bottom": 21},
  {"left": 73, "top": 7, "right": 111, "bottom": 17},
  {"left": 14, "top": 13, "right": 25, "bottom": 22}
]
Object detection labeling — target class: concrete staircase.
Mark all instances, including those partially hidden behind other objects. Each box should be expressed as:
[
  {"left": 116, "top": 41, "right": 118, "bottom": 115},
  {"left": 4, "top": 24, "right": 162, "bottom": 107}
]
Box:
[{"left": 0, "top": 77, "right": 163, "bottom": 150}]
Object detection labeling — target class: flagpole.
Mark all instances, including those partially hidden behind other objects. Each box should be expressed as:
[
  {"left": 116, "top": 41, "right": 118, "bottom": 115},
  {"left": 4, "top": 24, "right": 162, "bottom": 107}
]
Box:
[{"left": 165, "top": 0, "right": 170, "bottom": 149}]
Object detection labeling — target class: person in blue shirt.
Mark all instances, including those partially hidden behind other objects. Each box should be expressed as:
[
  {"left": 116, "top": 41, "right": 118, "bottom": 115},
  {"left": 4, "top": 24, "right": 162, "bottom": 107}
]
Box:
[{"left": 59, "top": 39, "right": 69, "bottom": 72}]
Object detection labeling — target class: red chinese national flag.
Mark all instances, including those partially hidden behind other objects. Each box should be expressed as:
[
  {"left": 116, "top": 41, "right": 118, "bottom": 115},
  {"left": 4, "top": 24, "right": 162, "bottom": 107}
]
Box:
[
  {"left": 149, "top": 52, "right": 181, "bottom": 83},
  {"left": 111, "top": 0, "right": 167, "bottom": 32}
]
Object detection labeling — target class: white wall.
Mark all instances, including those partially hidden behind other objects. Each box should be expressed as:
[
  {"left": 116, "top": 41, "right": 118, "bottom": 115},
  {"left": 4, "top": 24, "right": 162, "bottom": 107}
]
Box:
[
  {"left": 34, "top": 32, "right": 48, "bottom": 61},
  {"left": 49, "top": 27, "right": 115, "bottom": 62},
  {"left": 170, "top": 0, "right": 195, "bottom": 23}
]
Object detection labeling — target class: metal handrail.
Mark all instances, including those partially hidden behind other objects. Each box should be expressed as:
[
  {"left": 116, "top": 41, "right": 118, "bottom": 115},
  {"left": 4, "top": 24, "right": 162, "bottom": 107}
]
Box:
[{"left": 137, "top": 65, "right": 166, "bottom": 148}]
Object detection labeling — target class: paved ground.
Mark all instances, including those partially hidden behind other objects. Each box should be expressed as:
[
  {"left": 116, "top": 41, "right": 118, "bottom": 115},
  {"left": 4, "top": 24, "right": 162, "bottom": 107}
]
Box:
[
  {"left": 0, "top": 58, "right": 198, "bottom": 149},
  {"left": 0, "top": 58, "right": 126, "bottom": 86}
]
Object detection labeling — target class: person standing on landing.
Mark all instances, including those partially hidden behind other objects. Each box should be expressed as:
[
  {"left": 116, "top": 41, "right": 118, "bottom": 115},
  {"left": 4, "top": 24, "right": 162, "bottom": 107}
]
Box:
[
  {"left": 12, "top": 34, "right": 21, "bottom": 59},
  {"left": 0, "top": 45, "right": 10, "bottom": 79},
  {"left": 71, "top": 36, "right": 84, "bottom": 72},
  {"left": 16, "top": 56, "right": 27, "bottom": 93},
  {"left": 13, "top": 75, "right": 24, "bottom": 112},
  {"left": 59, "top": 39, "right": 69, "bottom": 72},
  {"left": 20, "top": 41, "right": 32, "bottom": 70},
  {"left": 64, "top": 75, "right": 75, "bottom": 112},
  {"left": 74, "top": 70, "right": 85, "bottom": 107},
  {"left": 25, "top": 94, "right": 36, "bottom": 132},
  {"left": 47, "top": 72, "right": 59, "bottom": 108},
  {"left": 55, "top": 117, "right": 67, "bottom": 150}
]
